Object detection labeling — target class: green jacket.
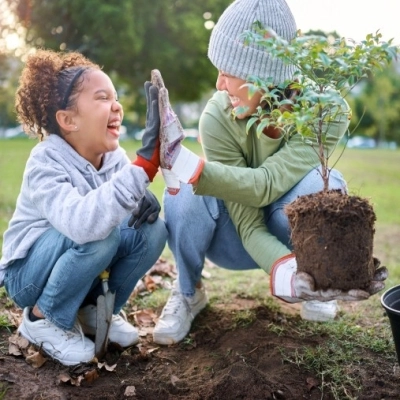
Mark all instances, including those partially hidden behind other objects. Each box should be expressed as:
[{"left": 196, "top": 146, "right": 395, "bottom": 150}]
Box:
[{"left": 195, "top": 89, "right": 350, "bottom": 273}]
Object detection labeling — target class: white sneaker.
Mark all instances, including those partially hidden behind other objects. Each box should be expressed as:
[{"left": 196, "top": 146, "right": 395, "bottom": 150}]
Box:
[
  {"left": 153, "top": 284, "right": 208, "bottom": 345},
  {"left": 300, "top": 300, "right": 339, "bottom": 322},
  {"left": 18, "top": 307, "right": 95, "bottom": 366},
  {"left": 78, "top": 305, "right": 139, "bottom": 347}
]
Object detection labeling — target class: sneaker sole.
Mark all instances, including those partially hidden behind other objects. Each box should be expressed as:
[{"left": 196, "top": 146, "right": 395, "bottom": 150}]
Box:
[
  {"left": 18, "top": 323, "right": 94, "bottom": 366},
  {"left": 153, "top": 323, "right": 191, "bottom": 345}
]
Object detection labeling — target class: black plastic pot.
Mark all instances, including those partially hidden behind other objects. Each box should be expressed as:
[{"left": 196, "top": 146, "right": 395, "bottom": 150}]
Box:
[{"left": 381, "top": 285, "right": 400, "bottom": 364}]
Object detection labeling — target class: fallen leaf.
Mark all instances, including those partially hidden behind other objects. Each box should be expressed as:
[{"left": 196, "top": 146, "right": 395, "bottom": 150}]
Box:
[
  {"left": 8, "top": 343, "right": 22, "bottom": 356},
  {"left": 58, "top": 372, "right": 71, "bottom": 383},
  {"left": 132, "top": 309, "right": 158, "bottom": 327},
  {"left": 58, "top": 372, "right": 84, "bottom": 387},
  {"left": 84, "top": 368, "right": 99, "bottom": 383},
  {"left": 124, "top": 385, "right": 136, "bottom": 396},
  {"left": 144, "top": 275, "right": 159, "bottom": 292},
  {"left": 25, "top": 350, "right": 47, "bottom": 368},
  {"left": 97, "top": 362, "right": 117, "bottom": 372},
  {"left": 8, "top": 333, "right": 31, "bottom": 357},
  {"left": 147, "top": 347, "right": 159, "bottom": 354}
]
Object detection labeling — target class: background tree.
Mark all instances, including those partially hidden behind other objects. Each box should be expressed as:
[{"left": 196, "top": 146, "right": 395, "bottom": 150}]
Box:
[
  {"left": 6, "top": 0, "right": 229, "bottom": 102},
  {"left": 0, "top": 53, "right": 22, "bottom": 128},
  {"left": 351, "top": 63, "right": 400, "bottom": 144}
]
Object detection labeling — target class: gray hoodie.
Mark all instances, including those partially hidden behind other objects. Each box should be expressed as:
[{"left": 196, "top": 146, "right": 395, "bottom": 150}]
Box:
[{"left": 0, "top": 135, "right": 149, "bottom": 284}]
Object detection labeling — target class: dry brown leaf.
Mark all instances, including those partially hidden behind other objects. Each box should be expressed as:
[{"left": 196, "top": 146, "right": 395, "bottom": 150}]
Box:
[
  {"left": 132, "top": 309, "right": 158, "bottom": 327},
  {"left": 8, "top": 333, "right": 31, "bottom": 356},
  {"left": 25, "top": 350, "right": 47, "bottom": 368},
  {"left": 58, "top": 372, "right": 72, "bottom": 383},
  {"left": 8, "top": 333, "right": 29, "bottom": 348},
  {"left": 124, "top": 385, "right": 136, "bottom": 397},
  {"left": 84, "top": 368, "right": 99, "bottom": 383},
  {"left": 8, "top": 343, "right": 22, "bottom": 356},
  {"left": 58, "top": 372, "right": 84, "bottom": 387},
  {"left": 97, "top": 362, "right": 117, "bottom": 372},
  {"left": 105, "top": 363, "right": 117, "bottom": 372},
  {"left": 146, "top": 347, "right": 159, "bottom": 354},
  {"left": 147, "top": 258, "right": 177, "bottom": 277},
  {"left": 144, "top": 275, "right": 158, "bottom": 292},
  {"left": 133, "top": 279, "right": 146, "bottom": 294}
]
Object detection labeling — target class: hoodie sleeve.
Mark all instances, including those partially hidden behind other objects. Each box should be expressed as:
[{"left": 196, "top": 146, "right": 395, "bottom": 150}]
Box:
[{"left": 26, "top": 158, "right": 149, "bottom": 244}]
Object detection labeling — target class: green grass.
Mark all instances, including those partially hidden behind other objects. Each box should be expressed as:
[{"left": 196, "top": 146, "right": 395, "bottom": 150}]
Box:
[
  {"left": 0, "top": 137, "right": 400, "bottom": 399},
  {"left": 279, "top": 319, "right": 396, "bottom": 399},
  {"left": 1, "top": 138, "right": 400, "bottom": 291}
]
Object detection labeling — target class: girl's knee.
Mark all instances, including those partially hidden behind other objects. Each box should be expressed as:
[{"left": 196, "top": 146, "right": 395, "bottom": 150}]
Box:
[
  {"left": 143, "top": 218, "right": 168, "bottom": 252},
  {"left": 82, "top": 227, "right": 120, "bottom": 258}
]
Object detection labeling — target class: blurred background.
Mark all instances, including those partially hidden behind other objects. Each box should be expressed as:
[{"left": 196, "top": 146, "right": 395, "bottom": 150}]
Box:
[{"left": 0, "top": 0, "right": 399, "bottom": 149}]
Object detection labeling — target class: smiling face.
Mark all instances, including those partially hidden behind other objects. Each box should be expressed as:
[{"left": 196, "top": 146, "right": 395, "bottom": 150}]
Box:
[
  {"left": 61, "top": 69, "right": 124, "bottom": 169},
  {"left": 216, "top": 71, "right": 262, "bottom": 119}
]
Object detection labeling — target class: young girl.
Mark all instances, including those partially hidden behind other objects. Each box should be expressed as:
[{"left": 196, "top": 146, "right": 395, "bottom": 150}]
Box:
[{"left": 0, "top": 49, "right": 167, "bottom": 365}]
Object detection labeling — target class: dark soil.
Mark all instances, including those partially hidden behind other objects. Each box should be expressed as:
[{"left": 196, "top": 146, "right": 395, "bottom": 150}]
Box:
[
  {"left": 0, "top": 251, "right": 399, "bottom": 400},
  {"left": 286, "top": 191, "right": 376, "bottom": 290}
]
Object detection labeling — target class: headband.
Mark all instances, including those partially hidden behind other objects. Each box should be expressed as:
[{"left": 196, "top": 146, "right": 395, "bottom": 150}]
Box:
[{"left": 60, "top": 68, "right": 86, "bottom": 109}]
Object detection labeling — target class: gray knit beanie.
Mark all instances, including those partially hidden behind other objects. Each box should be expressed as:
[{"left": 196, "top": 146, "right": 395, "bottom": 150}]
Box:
[{"left": 208, "top": 0, "right": 297, "bottom": 85}]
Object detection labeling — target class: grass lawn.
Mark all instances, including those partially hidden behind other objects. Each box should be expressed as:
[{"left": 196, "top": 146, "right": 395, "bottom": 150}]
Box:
[
  {"left": 1, "top": 136, "right": 399, "bottom": 297},
  {"left": 0, "top": 137, "right": 399, "bottom": 398}
]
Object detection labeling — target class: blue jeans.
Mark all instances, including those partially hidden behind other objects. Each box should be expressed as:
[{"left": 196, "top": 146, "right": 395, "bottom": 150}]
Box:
[
  {"left": 4, "top": 216, "right": 167, "bottom": 330},
  {"left": 164, "top": 167, "right": 347, "bottom": 297}
]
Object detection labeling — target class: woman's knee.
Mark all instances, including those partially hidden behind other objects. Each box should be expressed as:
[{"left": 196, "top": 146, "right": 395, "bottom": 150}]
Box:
[{"left": 164, "top": 184, "right": 199, "bottom": 219}]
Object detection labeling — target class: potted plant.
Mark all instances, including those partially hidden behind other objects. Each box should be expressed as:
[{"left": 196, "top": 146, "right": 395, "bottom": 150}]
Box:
[{"left": 240, "top": 26, "right": 398, "bottom": 290}]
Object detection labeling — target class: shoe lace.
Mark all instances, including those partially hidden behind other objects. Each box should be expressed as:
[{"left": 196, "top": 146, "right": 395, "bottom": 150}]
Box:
[
  {"left": 62, "top": 320, "right": 86, "bottom": 342},
  {"left": 163, "top": 290, "right": 191, "bottom": 316}
]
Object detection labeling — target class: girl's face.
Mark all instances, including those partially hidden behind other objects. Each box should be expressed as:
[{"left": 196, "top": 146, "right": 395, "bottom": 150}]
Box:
[
  {"left": 66, "top": 70, "right": 124, "bottom": 169},
  {"left": 216, "top": 71, "right": 262, "bottom": 119}
]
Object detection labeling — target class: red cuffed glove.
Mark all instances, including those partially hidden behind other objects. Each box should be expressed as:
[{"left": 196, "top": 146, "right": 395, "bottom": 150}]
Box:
[
  {"left": 270, "top": 254, "right": 388, "bottom": 303},
  {"left": 150, "top": 69, "right": 204, "bottom": 194},
  {"left": 132, "top": 81, "right": 160, "bottom": 181}
]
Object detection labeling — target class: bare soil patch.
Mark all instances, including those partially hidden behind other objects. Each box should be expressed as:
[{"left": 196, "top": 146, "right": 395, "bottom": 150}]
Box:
[
  {"left": 0, "top": 294, "right": 399, "bottom": 399},
  {"left": 1, "top": 224, "right": 400, "bottom": 400}
]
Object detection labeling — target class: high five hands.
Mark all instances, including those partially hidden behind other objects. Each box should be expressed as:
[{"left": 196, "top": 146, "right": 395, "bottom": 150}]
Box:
[{"left": 151, "top": 70, "right": 204, "bottom": 194}]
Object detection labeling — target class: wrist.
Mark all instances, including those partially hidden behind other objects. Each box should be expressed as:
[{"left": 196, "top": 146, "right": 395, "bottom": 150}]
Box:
[
  {"left": 270, "top": 254, "right": 302, "bottom": 303},
  {"left": 171, "top": 146, "right": 204, "bottom": 184},
  {"left": 132, "top": 156, "right": 158, "bottom": 182}
]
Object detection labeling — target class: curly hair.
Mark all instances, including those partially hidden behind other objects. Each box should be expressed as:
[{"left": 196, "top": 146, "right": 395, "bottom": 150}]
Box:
[{"left": 15, "top": 49, "right": 100, "bottom": 141}]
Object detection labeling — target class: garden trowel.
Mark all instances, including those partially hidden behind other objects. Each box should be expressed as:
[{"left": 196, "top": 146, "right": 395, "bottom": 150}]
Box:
[{"left": 95, "top": 270, "right": 115, "bottom": 359}]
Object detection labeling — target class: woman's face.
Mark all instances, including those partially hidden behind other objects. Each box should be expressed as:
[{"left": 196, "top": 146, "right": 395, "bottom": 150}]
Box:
[
  {"left": 65, "top": 70, "right": 124, "bottom": 169},
  {"left": 216, "top": 71, "right": 262, "bottom": 119}
]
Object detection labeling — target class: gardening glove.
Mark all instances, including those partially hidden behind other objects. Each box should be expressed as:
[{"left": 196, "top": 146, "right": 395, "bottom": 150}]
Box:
[
  {"left": 150, "top": 69, "right": 204, "bottom": 193},
  {"left": 159, "top": 87, "right": 204, "bottom": 184},
  {"left": 132, "top": 81, "right": 160, "bottom": 182},
  {"left": 270, "top": 254, "right": 388, "bottom": 303},
  {"left": 151, "top": 69, "right": 181, "bottom": 195},
  {"left": 128, "top": 189, "right": 161, "bottom": 229}
]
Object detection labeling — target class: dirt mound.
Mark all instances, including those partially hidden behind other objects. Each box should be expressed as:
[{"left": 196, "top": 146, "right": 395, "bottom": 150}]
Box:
[{"left": 0, "top": 300, "right": 399, "bottom": 400}]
